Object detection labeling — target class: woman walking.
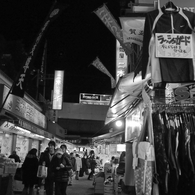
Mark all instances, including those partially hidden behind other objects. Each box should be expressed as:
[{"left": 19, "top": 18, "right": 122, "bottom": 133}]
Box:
[
  {"left": 22, "top": 148, "right": 39, "bottom": 195},
  {"left": 75, "top": 154, "right": 82, "bottom": 180},
  {"left": 51, "top": 148, "right": 72, "bottom": 195}
]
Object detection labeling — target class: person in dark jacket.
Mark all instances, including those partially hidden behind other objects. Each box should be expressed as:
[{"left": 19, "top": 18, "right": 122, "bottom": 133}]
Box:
[
  {"left": 9, "top": 150, "right": 21, "bottom": 163},
  {"left": 39, "top": 140, "right": 56, "bottom": 195},
  {"left": 51, "top": 148, "right": 72, "bottom": 195},
  {"left": 22, "top": 148, "right": 39, "bottom": 195},
  {"left": 81, "top": 154, "right": 88, "bottom": 175},
  {"left": 68, "top": 152, "right": 77, "bottom": 186},
  {"left": 87, "top": 151, "right": 97, "bottom": 180}
]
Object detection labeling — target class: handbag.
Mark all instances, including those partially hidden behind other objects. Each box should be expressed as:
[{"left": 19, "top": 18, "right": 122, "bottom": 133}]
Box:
[
  {"left": 68, "top": 169, "right": 74, "bottom": 177},
  {"left": 37, "top": 165, "right": 48, "bottom": 178},
  {"left": 133, "top": 106, "right": 155, "bottom": 195},
  {"left": 14, "top": 167, "right": 23, "bottom": 181}
]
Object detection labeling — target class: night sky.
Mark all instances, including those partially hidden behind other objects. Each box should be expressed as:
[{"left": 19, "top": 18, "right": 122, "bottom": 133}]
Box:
[{"left": 0, "top": 0, "right": 121, "bottom": 103}]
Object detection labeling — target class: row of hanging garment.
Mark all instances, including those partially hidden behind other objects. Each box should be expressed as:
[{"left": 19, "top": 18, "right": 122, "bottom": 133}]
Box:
[
  {"left": 152, "top": 106, "right": 195, "bottom": 195},
  {"left": 134, "top": 0, "right": 195, "bottom": 85}
]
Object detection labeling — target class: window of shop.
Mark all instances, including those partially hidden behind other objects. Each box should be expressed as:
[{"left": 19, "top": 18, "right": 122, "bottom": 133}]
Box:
[
  {"left": 0, "top": 133, "right": 13, "bottom": 156},
  {"left": 16, "top": 135, "right": 29, "bottom": 162},
  {"left": 31, "top": 139, "right": 39, "bottom": 151}
]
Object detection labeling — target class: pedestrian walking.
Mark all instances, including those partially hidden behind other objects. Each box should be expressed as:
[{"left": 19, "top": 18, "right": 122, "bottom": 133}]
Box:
[
  {"left": 39, "top": 140, "right": 56, "bottom": 195},
  {"left": 51, "top": 148, "right": 72, "bottom": 195},
  {"left": 68, "top": 152, "right": 77, "bottom": 185},
  {"left": 21, "top": 148, "right": 39, "bottom": 195},
  {"left": 75, "top": 154, "right": 82, "bottom": 180},
  {"left": 87, "top": 150, "right": 97, "bottom": 180},
  {"left": 81, "top": 154, "right": 88, "bottom": 175}
]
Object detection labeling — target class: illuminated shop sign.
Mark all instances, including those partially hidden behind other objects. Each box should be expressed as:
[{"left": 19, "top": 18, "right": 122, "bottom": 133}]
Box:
[
  {"left": 52, "top": 70, "right": 64, "bottom": 110},
  {"left": 79, "top": 93, "right": 112, "bottom": 105},
  {"left": 4, "top": 94, "right": 47, "bottom": 129},
  {"left": 119, "top": 17, "right": 145, "bottom": 46}
]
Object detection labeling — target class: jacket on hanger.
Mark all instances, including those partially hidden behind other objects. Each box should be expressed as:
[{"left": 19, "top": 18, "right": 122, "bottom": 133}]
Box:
[{"left": 140, "top": 7, "right": 195, "bottom": 83}]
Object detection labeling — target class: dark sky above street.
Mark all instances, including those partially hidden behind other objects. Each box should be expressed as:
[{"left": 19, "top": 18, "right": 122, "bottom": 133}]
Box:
[{"left": 0, "top": 0, "right": 121, "bottom": 102}]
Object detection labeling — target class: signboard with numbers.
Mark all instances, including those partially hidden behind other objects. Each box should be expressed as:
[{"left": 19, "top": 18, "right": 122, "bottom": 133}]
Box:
[{"left": 155, "top": 33, "right": 193, "bottom": 59}]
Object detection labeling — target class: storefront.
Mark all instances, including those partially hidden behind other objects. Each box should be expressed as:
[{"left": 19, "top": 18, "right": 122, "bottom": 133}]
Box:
[
  {"left": 93, "top": 129, "right": 125, "bottom": 165},
  {"left": 103, "top": 1, "right": 195, "bottom": 193},
  {"left": 0, "top": 84, "right": 53, "bottom": 161},
  {"left": 47, "top": 121, "right": 75, "bottom": 153}
]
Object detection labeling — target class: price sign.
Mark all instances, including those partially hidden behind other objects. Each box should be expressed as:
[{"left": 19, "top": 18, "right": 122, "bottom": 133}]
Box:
[{"left": 156, "top": 33, "right": 193, "bottom": 59}]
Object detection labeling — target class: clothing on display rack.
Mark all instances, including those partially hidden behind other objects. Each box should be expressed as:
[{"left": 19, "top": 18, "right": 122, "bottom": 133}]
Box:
[
  {"left": 152, "top": 105, "right": 195, "bottom": 195},
  {"left": 135, "top": 1, "right": 195, "bottom": 84}
]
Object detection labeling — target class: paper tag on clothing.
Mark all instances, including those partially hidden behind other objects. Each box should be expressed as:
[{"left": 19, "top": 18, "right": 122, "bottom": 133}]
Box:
[{"left": 133, "top": 157, "right": 138, "bottom": 169}]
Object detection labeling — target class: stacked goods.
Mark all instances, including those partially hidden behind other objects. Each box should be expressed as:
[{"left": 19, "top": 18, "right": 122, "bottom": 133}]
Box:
[{"left": 0, "top": 155, "right": 17, "bottom": 176}]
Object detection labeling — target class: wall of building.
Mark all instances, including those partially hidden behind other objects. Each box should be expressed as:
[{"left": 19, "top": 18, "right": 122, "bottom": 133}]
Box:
[{"left": 58, "top": 103, "right": 109, "bottom": 121}]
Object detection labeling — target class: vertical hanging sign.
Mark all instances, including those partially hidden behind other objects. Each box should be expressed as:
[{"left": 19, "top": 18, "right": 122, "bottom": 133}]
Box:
[
  {"left": 52, "top": 70, "right": 64, "bottom": 110},
  {"left": 116, "top": 40, "right": 128, "bottom": 83}
]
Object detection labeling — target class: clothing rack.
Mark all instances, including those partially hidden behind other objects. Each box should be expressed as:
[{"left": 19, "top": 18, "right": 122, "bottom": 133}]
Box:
[{"left": 152, "top": 103, "right": 195, "bottom": 113}]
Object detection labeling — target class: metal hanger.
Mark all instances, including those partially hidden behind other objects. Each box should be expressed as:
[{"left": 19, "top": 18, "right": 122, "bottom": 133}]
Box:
[{"left": 164, "top": 0, "right": 177, "bottom": 12}]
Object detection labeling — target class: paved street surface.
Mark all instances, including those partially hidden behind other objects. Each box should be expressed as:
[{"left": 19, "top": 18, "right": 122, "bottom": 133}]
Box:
[
  {"left": 67, "top": 175, "right": 94, "bottom": 195},
  {"left": 13, "top": 174, "right": 129, "bottom": 195}
]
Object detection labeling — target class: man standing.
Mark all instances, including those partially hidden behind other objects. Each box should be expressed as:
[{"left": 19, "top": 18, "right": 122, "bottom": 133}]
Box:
[
  {"left": 39, "top": 140, "right": 56, "bottom": 195},
  {"left": 9, "top": 151, "right": 21, "bottom": 163},
  {"left": 69, "top": 152, "right": 77, "bottom": 186}
]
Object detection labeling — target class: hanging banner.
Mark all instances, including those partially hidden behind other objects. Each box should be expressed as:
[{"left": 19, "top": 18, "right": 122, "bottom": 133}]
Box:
[
  {"left": 94, "top": 4, "right": 132, "bottom": 55},
  {"left": 119, "top": 17, "right": 145, "bottom": 46},
  {"left": 116, "top": 40, "right": 128, "bottom": 83},
  {"left": 155, "top": 33, "right": 193, "bottom": 59},
  {"left": 52, "top": 70, "right": 64, "bottom": 110},
  {"left": 91, "top": 57, "right": 116, "bottom": 88},
  {"left": 11, "top": 2, "right": 67, "bottom": 98}
]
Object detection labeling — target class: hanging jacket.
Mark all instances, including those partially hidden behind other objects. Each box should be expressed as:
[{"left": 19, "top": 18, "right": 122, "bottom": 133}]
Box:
[
  {"left": 152, "top": 112, "right": 170, "bottom": 195},
  {"left": 137, "top": 7, "right": 195, "bottom": 83}
]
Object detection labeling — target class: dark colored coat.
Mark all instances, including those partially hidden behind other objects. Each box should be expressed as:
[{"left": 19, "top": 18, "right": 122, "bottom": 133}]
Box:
[
  {"left": 88, "top": 156, "right": 97, "bottom": 170},
  {"left": 9, "top": 154, "right": 21, "bottom": 163},
  {"left": 70, "top": 157, "right": 77, "bottom": 171},
  {"left": 22, "top": 154, "right": 39, "bottom": 185},
  {"left": 81, "top": 158, "right": 88, "bottom": 172},
  {"left": 51, "top": 155, "right": 72, "bottom": 182},
  {"left": 39, "top": 151, "right": 55, "bottom": 181}
]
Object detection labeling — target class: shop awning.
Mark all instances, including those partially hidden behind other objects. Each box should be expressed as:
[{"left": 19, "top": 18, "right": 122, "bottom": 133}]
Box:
[
  {"left": 105, "top": 71, "right": 151, "bottom": 125},
  {"left": 0, "top": 110, "right": 53, "bottom": 139},
  {"left": 92, "top": 129, "right": 124, "bottom": 143}
]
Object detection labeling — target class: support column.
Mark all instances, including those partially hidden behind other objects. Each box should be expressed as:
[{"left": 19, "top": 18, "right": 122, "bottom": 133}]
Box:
[{"left": 124, "top": 142, "right": 134, "bottom": 186}]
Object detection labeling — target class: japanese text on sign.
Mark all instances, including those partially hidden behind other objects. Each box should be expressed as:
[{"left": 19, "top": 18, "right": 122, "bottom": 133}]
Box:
[{"left": 155, "top": 33, "right": 193, "bottom": 59}]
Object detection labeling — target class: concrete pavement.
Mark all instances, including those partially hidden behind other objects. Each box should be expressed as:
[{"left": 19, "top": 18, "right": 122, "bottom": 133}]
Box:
[{"left": 66, "top": 174, "right": 94, "bottom": 195}]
